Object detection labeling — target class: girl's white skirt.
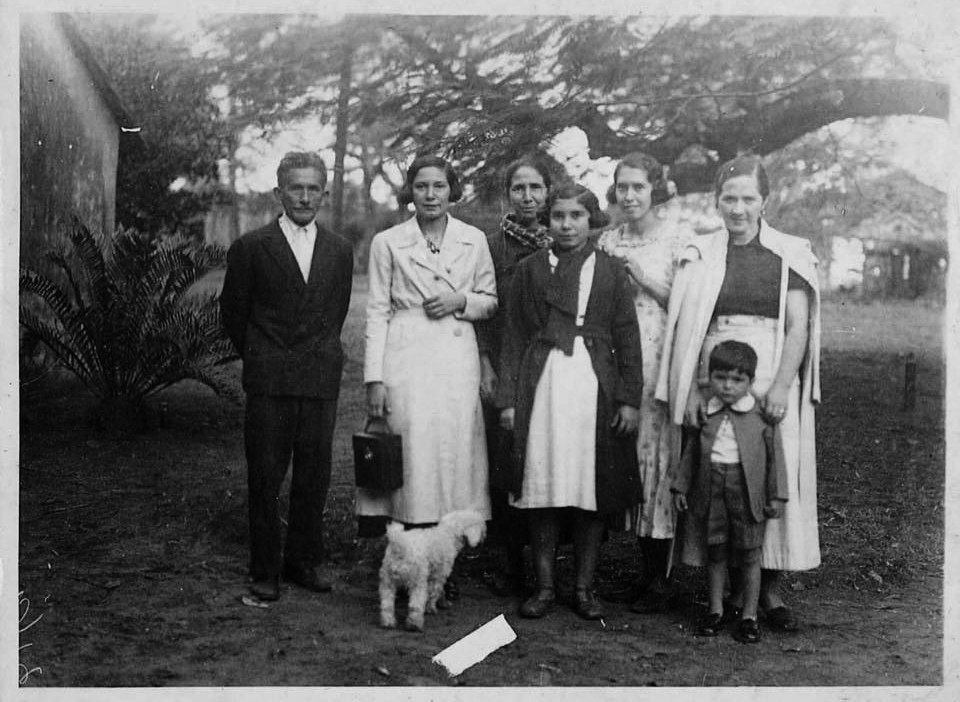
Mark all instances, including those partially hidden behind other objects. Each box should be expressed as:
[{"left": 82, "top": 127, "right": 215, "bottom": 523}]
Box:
[{"left": 513, "top": 336, "right": 598, "bottom": 511}]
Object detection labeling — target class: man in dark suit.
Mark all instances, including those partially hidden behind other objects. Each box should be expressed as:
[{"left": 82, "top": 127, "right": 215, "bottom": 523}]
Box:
[{"left": 220, "top": 152, "right": 354, "bottom": 601}]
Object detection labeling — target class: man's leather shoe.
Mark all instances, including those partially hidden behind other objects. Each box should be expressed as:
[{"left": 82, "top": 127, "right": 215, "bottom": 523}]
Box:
[
  {"left": 283, "top": 563, "right": 333, "bottom": 593},
  {"left": 249, "top": 577, "right": 280, "bottom": 601}
]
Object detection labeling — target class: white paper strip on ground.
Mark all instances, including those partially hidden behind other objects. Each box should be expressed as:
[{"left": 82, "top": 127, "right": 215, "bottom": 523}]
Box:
[{"left": 432, "top": 614, "right": 517, "bottom": 677}]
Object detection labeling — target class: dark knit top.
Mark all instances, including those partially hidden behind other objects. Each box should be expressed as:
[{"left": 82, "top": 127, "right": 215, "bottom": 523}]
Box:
[{"left": 713, "top": 234, "right": 807, "bottom": 319}]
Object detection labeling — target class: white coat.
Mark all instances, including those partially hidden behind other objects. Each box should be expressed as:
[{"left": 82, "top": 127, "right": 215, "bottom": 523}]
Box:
[{"left": 358, "top": 214, "right": 497, "bottom": 524}]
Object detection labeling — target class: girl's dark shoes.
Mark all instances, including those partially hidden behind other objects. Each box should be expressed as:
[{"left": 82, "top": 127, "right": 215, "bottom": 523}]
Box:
[
  {"left": 696, "top": 612, "right": 723, "bottom": 636},
  {"left": 519, "top": 589, "right": 556, "bottom": 618},
  {"left": 574, "top": 590, "right": 605, "bottom": 620},
  {"left": 734, "top": 618, "right": 761, "bottom": 644}
]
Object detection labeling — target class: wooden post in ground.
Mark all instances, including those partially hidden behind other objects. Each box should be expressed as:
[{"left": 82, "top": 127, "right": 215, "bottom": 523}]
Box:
[{"left": 902, "top": 352, "right": 917, "bottom": 411}]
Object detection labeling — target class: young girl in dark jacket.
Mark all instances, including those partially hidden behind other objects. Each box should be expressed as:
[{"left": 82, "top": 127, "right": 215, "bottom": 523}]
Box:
[{"left": 497, "top": 183, "right": 643, "bottom": 620}]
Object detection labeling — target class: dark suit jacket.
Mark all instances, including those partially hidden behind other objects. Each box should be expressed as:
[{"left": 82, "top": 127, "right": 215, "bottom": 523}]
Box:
[
  {"left": 672, "top": 405, "right": 788, "bottom": 523},
  {"left": 220, "top": 218, "right": 354, "bottom": 399}
]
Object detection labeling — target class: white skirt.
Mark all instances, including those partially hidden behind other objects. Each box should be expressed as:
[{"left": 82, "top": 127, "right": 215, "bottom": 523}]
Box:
[
  {"left": 513, "top": 336, "right": 598, "bottom": 511},
  {"left": 356, "top": 309, "right": 491, "bottom": 524}
]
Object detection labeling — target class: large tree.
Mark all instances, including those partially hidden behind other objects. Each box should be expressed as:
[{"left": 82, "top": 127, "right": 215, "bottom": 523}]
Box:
[{"left": 204, "top": 14, "right": 948, "bottom": 214}]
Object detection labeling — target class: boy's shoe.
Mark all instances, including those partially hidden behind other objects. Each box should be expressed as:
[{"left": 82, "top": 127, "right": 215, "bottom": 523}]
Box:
[
  {"left": 696, "top": 612, "right": 723, "bottom": 636},
  {"left": 720, "top": 601, "right": 743, "bottom": 623},
  {"left": 734, "top": 618, "right": 761, "bottom": 644}
]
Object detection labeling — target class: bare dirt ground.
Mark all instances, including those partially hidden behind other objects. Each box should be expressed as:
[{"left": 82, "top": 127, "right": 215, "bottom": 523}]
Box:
[{"left": 18, "top": 293, "right": 944, "bottom": 689}]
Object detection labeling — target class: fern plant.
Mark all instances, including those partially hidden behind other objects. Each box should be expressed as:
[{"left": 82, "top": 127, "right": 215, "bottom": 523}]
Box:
[{"left": 20, "top": 221, "right": 237, "bottom": 421}]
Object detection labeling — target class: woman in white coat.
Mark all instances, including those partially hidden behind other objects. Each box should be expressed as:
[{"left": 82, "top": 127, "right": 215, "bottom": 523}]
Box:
[
  {"left": 359, "top": 156, "right": 497, "bottom": 536},
  {"left": 657, "top": 155, "right": 821, "bottom": 631}
]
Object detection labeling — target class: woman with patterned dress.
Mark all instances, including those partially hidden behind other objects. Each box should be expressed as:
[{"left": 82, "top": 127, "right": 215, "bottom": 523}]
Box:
[{"left": 597, "top": 152, "right": 695, "bottom": 613}]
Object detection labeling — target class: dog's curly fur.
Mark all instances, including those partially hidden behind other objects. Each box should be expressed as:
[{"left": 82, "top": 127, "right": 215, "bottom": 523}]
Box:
[{"left": 378, "top": 510, "right": 486, "bottom": 632}]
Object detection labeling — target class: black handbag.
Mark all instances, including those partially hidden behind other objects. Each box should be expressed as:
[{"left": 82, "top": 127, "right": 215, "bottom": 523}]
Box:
[{"left": 353, "top": 417, "right": 403, "bottom": 491}]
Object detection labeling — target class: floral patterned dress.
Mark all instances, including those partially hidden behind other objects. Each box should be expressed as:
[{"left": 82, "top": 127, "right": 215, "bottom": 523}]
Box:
[{"left": 598, "top": 215, "right": 695, "bottom": 538}]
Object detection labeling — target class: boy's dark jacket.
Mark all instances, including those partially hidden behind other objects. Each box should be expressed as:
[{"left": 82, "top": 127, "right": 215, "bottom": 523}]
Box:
[
  {"left": 672, "top": 400, "right": 788, "bottom": 522},
  {"left": 494, "top": 244, "right": 643, "bottom": 514}
]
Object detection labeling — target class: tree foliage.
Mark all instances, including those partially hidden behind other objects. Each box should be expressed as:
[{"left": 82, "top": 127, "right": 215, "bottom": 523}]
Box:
[
  {"left": 72, "top": 14, "right": 234, "bottom": 236},
  {"left": 201, "top": 14, "right": 947, "bottom": 202},
  {"left": 753, "top": 118, "right": 947, "bottom": 265},
  {"left": 20, "top": 221, "right": 236, "bottom": 425}
]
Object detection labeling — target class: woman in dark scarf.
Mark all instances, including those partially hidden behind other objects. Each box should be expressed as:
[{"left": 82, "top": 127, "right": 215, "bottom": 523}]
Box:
[{"left": 477, "top": 157, "right": 554, "bottom": 597}]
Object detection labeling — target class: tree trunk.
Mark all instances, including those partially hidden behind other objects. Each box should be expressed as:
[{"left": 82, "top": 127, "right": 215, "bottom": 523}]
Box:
[
  {"left": 331, "top": 46, "right": 353, "bottom": 234},
  {"left": 228, "top": 159, "right": 241, "bottom": 243}
]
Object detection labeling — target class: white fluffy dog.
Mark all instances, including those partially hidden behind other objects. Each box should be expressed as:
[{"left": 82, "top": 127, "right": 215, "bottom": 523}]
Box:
[{"left": 378, "top": 510, "right": 486, "bottom": 632}]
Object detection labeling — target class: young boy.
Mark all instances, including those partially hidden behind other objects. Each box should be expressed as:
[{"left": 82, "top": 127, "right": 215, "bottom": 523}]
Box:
[{"left": 672, "top": 340, "right": 788, "bottom": 643}]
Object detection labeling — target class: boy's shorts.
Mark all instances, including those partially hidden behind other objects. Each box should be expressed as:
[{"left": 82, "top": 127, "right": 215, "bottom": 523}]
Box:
[{"left": 704, "top": 461, "right": 765, "bottom": 551}]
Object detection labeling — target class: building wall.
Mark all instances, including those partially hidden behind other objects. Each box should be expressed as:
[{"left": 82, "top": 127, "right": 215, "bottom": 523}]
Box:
[{"left": 20, "top": 14, "right": 119, "bottom": 268}]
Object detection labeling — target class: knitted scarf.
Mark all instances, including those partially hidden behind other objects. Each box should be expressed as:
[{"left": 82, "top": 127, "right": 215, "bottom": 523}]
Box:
[
  {"left": 501, "top": 213, "right": 552, "bottom": 251},
  {"left": 541, "top": 240, "right": 595, "bottom": 356}
]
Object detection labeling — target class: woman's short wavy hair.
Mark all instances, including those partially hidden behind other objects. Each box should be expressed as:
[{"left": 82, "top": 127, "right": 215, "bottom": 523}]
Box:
[
  {"left": 547, "top": 183, "right": 610, "bottom": 230},
  {"left": 502, "top": 156, "right": 553, "bottom": 196},
  {"left": 397, "top": 156, "right": 464, "bottom": 207},
  {"left": 605, "top": 151, "right": 672, "bottom": 207},
  {"left": 714, "top": 154, "right": 770, "bottom": 205}
]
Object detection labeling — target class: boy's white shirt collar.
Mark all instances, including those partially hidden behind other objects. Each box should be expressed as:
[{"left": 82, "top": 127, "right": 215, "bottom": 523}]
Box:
[{"left": 707, "top": 393, "right": 756, "bottom": 415}]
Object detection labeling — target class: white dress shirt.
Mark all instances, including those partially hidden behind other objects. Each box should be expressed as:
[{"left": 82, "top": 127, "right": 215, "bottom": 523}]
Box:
[{"left": 279, "top": 214, "right": 317, "bottom": 283}]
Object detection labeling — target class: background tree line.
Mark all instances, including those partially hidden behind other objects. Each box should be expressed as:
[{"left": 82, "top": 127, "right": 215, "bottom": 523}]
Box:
[{"left": 71, "top": 13, "right": 947, "bottom": 240}]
